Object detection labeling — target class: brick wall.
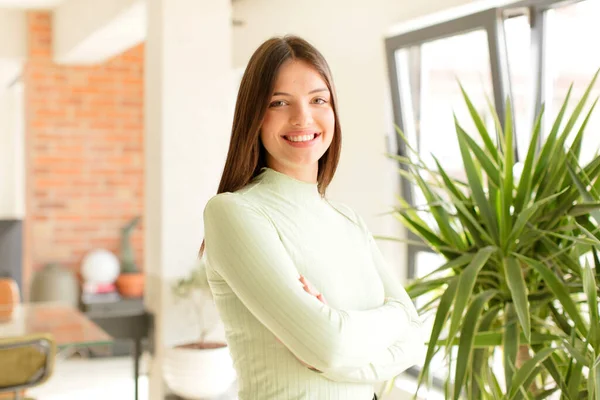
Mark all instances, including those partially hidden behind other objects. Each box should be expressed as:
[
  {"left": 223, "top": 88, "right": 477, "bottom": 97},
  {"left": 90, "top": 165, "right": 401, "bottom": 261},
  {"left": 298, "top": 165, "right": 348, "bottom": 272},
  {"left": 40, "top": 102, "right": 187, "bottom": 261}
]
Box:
[{"left": 24, "top": 12, "right": 144, "bottom": 290}]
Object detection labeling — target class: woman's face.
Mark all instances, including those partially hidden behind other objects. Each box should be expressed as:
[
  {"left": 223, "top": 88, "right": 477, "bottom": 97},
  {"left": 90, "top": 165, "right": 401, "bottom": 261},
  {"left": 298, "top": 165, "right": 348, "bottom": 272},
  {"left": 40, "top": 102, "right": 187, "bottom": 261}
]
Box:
[{"left": 260, "top": 59, "right": 335, "bottom": 181}]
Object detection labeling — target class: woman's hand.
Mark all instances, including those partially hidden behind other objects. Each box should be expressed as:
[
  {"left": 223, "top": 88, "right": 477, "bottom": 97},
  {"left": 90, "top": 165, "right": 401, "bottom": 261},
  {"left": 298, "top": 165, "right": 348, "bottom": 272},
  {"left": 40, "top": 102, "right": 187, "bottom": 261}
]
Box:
[{"left": 299, "top": 274, "right": 328, "bottom": 305}]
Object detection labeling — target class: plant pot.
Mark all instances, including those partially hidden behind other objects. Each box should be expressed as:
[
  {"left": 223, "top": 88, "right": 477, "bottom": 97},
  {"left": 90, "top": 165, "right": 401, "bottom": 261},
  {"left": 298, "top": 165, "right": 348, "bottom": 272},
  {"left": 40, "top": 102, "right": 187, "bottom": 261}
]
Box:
[
  {"left": 163, "top": 342, "right": 236, "bottom": 399},
  {"left": 0, "top": 278, "right": 19, "bottom": 322},
  {"left": 115, "top": 273, "right": 144, "bottom": 298}
]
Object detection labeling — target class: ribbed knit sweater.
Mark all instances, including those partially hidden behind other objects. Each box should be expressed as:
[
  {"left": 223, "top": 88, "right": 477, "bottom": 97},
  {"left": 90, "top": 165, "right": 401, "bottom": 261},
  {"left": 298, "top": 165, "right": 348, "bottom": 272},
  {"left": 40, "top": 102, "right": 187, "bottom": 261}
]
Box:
[{"left": 203, "top": 167, "right": 425, "bottom": 400}]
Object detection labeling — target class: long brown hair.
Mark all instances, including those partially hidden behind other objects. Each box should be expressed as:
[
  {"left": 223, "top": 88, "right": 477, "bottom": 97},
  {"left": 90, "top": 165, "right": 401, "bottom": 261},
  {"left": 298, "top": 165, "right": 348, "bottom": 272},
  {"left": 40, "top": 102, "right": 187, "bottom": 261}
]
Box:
[{"left": 200, "top": 35, "right": 342, "bottom": 255}]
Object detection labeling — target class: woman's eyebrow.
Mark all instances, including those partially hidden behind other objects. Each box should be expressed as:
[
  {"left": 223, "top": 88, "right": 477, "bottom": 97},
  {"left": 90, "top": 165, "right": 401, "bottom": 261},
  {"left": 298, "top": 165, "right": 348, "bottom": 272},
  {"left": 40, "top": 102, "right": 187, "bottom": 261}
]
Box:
[{"left": 272, "top": 87, "right": 329, "bottom": 96}]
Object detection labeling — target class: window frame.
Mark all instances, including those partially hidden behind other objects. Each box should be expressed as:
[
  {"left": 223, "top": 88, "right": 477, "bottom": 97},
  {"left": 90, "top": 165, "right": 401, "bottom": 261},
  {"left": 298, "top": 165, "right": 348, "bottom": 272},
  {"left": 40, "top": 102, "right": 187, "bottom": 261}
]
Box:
[
  {"left": 385, "top": 0, "right": 586, "bottom": 279},
  {"left": 384, "top": 0, "right": 589, "bottom": 386}
]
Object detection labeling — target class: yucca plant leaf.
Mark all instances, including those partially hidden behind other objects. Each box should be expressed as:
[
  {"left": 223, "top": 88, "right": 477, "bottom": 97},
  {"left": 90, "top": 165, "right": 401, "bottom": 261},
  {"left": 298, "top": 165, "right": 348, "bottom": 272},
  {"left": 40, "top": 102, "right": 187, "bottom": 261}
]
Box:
[
  {"left": 582, "top": 259, "right": 599, "bottom": 349},
  {"left": 448, "top": 247, "right": 496, "bottom": 344},
  {"left": 533, "top": 228, "right": 598, "bottom": 246},
  {"left": 487, "top": 365, "right": 503, "bottom": 399},
  {"left": 500, "top": 98, "right": 515, "bottom": 249},
  {"left": 533, "top": 85, "right": 572, "bottom": 185},
  {"left": 393, "top": 200, "right": 450, "bottom": 250},
  {"left": 568, "top": 164, "right": 600, "bottom": 224},
  {"left": 567, "top": 360, "right": 584, "bottom": 400},
  {"left": 508, "top": 348, "right": 556, "bottom": 399},
  {"left": 569, "top": 97, "right": 598, "bottom": 161},
  {"left": 507, "top": 190, "right": 567, "bottom": 252},
  {"left": 516, "top": 254, "right": 588, "bottom": 336},
  {"left": 394, "top": 125, "right": 419, "bottom": 157},
  {"left": 504, "top": 256, "right": 531, "bottom": 342},
  {"left": 515, "top": 366, "right": 543, "bottom": 400},
  {"left": 514, "top": 105, "right": 544, "bottom": 215},
  {"left": 456, "top": 121, "right": 499, "bottom": 243},
  {"left": 563, "top": 339, "right": 588, "bottom": 366},
  {"left": 589, "top": 354, "right": 600, "bottom": 400},
  {"left": 485, "top": 94, "right": 504, "bottom": 159},
  {"left": 409, "top": 252, "right": 473, "bottom": 284},
  {"left": 557, "top": 69, "right": 599, "bottom": 149},
  {"left": 541, "top": 353, "right": 573, "bottom": 400},
  {"left": 453, "top": 290, "right": 497, "bottom": 400},
  {"left": 417, "top": 277, "right": 459, "bottom": 391},
  {"left": 442, "top": 331, "right": 561, "bottom": 347},
  {"left": 462, "top": 132, "right": 501, "bottom": 189},
  {"left": 575, "top": 222, "right": 600, "bottom": 249},
  {"left": 569, "top": 202, "right": 600, "bottom": 217},
  {"left": 412, "top": 168, "right": 466, "bottom": 250},
  {"left": 533, "top": 387, "right": 559, "bottom": 400},
  {"left": 504, "top": 303, "right": 519, "bottom": 389},
  {"left": 471, "top": 305, "right": 501, "bottom": 398},
  {"left": 433, "top": 157, "right": 494, "bottom": 246},
  {"left": 459, "top": 84, "right": 498, "bottom": 159},
  {"left": 539, "top": 74, "right": 600, "bottom": 205},
  {"left": 408, "top": 277, "right": 455, "bottom": 299},
  {"left": 473, "top": 374, "right": 492, "bottom": 400}
]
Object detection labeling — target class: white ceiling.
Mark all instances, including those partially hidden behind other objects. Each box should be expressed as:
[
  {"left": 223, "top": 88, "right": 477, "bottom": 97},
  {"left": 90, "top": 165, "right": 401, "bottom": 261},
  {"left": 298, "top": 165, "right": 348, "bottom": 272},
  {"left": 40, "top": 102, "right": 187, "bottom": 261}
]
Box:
[{"left": 0, "top": 0, "right": 64, "bottom": 9}]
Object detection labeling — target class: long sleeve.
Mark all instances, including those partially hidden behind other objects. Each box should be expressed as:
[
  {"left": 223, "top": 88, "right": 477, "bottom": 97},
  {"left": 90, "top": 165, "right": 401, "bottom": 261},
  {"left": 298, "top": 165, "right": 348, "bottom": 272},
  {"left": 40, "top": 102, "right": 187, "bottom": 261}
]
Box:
[
  {"left": 203, "top": 193, "right": 412, "bottom": 373},
  {"left": 320, "top": 210, "right": 426, "bottom": 383}
]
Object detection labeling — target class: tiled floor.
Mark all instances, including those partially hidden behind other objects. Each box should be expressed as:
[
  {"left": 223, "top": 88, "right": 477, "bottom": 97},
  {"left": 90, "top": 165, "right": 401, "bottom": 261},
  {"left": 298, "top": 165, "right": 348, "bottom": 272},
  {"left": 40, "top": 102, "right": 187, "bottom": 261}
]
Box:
[
  {"left": 27, "top": 354, "right": 238, "bottom": 400},
  {"left": 28, "top": 356, "right": 149, "bottom": 400},
  {"left": 25, "top": 355, "right": 428, "bottom": 400}
]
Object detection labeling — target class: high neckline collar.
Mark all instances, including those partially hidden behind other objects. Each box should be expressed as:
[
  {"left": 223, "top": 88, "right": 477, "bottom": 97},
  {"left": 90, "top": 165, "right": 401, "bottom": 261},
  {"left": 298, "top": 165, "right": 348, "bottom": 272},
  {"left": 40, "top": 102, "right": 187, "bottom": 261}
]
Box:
[{"left": 255, "top": 167, "right": 322, "bottom": 201}]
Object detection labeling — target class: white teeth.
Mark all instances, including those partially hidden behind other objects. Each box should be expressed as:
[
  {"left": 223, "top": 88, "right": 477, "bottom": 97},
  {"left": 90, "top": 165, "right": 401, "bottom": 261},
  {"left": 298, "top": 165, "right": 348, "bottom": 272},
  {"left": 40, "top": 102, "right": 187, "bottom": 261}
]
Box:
[{"left": 287, "top": 134, "right": 316, "bottom": 142}]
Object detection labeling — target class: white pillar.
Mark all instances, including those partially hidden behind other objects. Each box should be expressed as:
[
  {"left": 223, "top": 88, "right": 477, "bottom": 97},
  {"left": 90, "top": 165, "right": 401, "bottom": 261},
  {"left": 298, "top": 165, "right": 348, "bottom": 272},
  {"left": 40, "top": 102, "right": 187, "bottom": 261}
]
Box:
[{"left": 144, "top": 0, "right": 232, "bottom": 398}]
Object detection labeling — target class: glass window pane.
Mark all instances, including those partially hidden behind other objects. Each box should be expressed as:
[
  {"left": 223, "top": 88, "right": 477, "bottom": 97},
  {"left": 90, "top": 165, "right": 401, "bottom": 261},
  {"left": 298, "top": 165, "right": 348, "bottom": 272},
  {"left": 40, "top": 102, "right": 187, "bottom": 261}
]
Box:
[
  {"left": 505, "top": 15, "right": 534, "bottom": 159},
  {"left": 546, "top": 0, "right": 600, "bottom": 165},
  {"left": 394, "top": 30, "right": 496, "bottom": 237},
  {"left": 396, "top": 30, "right": 495, "bottom": 183}
]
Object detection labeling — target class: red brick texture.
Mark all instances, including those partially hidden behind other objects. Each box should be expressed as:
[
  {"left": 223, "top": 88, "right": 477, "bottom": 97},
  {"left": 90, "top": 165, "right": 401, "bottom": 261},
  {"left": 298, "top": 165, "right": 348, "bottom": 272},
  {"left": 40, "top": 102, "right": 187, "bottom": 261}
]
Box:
[{"left": 23, "top": 12, "right": 144, "bottom": 292}]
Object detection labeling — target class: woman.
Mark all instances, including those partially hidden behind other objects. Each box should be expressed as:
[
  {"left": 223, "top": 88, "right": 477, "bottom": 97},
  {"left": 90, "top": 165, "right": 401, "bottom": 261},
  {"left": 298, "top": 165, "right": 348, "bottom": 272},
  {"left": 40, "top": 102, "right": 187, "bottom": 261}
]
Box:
[{"left": 201, "top": 35, "right": 425, "bottom": 400}]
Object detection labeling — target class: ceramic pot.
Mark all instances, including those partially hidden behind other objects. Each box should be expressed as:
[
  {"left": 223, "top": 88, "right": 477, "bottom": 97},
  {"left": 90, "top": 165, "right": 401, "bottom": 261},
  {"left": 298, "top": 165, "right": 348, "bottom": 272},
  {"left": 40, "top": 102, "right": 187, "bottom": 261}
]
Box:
[
  {"left": 163, "top": 342, "right": 236, "bottom": 399},
  {"left": 115, "top": 273, "right": 144, "bottom": 298},
  {"left": 0, "top": 278, "right": 19, "bottom": 322}
]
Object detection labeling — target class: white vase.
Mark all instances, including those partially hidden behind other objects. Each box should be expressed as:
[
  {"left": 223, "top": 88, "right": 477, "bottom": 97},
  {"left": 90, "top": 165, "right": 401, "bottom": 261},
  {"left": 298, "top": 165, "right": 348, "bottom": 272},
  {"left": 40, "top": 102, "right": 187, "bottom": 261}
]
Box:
[{"left": 163, "top": 343, "right": 236, "bottom": 399}]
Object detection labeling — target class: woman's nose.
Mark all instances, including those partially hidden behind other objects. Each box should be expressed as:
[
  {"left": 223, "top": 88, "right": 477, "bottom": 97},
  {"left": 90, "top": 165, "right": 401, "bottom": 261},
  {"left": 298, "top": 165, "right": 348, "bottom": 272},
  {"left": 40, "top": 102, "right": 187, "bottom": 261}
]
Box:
[{"left": 289, "top": 103, "right": 313, "bottom": 127}]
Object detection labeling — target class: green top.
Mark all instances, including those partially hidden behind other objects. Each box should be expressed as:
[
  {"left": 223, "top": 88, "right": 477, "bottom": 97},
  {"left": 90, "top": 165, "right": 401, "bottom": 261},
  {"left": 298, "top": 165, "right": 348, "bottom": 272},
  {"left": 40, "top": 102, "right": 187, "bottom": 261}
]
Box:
[{"left": 203, "top": 167, "right": 425, "bottom": 400}]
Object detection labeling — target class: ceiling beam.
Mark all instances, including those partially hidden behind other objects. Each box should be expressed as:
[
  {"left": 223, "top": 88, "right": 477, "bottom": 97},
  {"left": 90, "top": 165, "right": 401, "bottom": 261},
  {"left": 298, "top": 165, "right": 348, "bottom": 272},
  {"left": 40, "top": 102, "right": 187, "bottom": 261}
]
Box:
[{"left": 53, "top": 0, "right": 145, "bottom": 65}]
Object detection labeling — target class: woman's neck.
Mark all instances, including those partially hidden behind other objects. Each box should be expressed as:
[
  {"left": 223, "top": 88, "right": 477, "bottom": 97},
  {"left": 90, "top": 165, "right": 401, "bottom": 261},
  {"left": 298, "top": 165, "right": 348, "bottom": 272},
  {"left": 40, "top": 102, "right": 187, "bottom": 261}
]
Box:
[{"left": 266, "top": 159, "right": 318, "bottom": 183}]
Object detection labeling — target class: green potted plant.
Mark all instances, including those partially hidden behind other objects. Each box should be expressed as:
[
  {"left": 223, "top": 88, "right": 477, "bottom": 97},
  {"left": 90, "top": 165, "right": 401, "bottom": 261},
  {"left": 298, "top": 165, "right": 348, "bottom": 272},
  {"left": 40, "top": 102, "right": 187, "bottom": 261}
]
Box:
[
  {"left": 162, "top": 257, "right": 236, "bottom": 399},
  {"left": 115, "top": 216, "right": 144, "bottom": 298},
  {"left": 388, "top": 72, "right": 600, "bottom": 399}
]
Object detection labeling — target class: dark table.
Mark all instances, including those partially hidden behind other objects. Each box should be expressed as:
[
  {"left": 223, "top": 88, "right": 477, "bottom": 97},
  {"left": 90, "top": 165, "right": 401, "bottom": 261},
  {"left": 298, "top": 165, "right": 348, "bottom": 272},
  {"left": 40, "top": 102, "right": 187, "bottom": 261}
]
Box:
[{"left": 81, "top": 298, "right": 152, "bottom": 400}]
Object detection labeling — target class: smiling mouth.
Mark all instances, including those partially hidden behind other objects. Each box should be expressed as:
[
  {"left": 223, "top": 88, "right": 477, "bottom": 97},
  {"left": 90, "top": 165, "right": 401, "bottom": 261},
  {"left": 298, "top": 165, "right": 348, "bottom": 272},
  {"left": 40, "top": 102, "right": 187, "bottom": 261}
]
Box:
[{"left": 283, "top": 133, "right": 321, "bottom": 142}]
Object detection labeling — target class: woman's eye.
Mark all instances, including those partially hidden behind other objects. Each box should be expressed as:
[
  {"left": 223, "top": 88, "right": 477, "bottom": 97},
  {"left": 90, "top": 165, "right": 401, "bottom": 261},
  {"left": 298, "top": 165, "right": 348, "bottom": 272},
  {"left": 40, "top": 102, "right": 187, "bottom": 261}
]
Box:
[
  {"left": 269, "top": 100, "right": 286, "bottom": 108},
  {"left": 313, "top": 98, "right": 328, "bottom": 105}
]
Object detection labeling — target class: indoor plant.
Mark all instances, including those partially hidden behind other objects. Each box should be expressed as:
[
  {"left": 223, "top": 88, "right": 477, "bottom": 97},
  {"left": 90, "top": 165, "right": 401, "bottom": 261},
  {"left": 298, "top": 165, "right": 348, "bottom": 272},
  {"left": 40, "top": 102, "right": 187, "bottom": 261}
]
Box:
[
  {"left": 115, "top": 216, "right": 145, "bottom": 298},
  {"left": 390, "top": 72, "right": 600, "bottom": 399},
  {"left": 162, "top": 257, "right": 235, "bottom": 399}
]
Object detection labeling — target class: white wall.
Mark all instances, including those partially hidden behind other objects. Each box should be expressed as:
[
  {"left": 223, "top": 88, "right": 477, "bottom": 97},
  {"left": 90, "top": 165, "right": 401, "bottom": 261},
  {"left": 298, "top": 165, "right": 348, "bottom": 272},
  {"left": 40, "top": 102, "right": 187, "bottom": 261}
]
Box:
[
  {"left": 0, "top": 9, "right": 26, "bottom": 60},
  {"left": 0, "top": 82, "right": 24, "bottom": 220}
]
